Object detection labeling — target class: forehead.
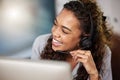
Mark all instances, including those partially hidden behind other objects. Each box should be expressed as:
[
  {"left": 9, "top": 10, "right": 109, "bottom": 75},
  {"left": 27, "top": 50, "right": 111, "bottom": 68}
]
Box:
[{"left": 56, "top": 9, "right": 81, "bottom": 30}]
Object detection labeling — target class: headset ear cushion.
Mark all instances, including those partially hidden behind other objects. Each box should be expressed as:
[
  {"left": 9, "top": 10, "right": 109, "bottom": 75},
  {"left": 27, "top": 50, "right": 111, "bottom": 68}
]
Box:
[{"left": 80, "top": 37, "right": 92, "bottom": 50}]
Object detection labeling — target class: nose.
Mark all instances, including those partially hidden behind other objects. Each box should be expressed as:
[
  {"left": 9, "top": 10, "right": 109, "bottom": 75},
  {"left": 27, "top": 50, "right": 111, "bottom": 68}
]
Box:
[{"left": 52, "top": 27, "right": 61, "bottom": 38}]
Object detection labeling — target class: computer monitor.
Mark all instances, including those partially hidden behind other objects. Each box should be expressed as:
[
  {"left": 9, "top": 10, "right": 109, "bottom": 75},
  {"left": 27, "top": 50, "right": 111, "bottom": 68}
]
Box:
[{"left": 0, "top": 57, "right": 72, "bottom": 80}]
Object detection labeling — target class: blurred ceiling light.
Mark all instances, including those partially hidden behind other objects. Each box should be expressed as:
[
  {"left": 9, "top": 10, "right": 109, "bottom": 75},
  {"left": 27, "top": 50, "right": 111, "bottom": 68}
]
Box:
[
  {"left": 1, "top": 0, "right": 37, "bottom": 40},
  {"left": 4, "top": 7, "right": 23, "bottom": 20},
  {"left": 2, "top": 5, "right": 31, "bottom": 24}
]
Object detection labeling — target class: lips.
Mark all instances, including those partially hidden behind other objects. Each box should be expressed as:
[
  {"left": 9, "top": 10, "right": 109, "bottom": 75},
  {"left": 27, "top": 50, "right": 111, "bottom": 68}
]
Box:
[{"left": 52, "top": 38, "right": 63, "bottom": 47}]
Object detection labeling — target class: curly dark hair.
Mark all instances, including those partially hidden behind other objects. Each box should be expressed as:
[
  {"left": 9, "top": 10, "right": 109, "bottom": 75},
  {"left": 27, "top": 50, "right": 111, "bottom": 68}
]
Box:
[{"left": 40, "top": 0, "right": 112, "bottom": 80}]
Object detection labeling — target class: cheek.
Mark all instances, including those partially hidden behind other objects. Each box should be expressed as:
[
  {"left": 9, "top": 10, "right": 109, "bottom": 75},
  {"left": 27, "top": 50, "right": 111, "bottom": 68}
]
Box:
[{"left": 62, "top": 36, "right": 80, "bottom": 48}]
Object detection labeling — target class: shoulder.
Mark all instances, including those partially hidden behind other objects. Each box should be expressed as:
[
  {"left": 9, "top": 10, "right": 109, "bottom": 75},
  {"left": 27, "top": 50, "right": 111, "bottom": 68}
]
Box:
[
  {"left": 104, "top": 45, "right": 112, "bottom": 59},
  {"left": 31, "top": 33, "right": 51, "bottom": 60},
  {"left": 34, "top": 33, "right": 51, "bottom": 45},
  {"left": 100, "top": 45, "right": 112, "bottom": 79},
  {"left": 102, "top": 45, "right": 112, "bottom": 65},
  {"left": 33, "top": 33, "right": 51, "bottom": 49}
]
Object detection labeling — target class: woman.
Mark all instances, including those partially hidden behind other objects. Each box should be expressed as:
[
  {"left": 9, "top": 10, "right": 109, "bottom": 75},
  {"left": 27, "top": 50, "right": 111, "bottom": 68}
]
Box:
[{"left": 31, "top": 0, "right": 112, "bottom": 80}]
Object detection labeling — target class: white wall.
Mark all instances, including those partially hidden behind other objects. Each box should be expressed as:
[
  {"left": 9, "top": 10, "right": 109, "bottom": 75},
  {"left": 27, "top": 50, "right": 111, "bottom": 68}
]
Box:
[
  {"left": 110, "top": 0, "right": 120, "bottom": 35},
  {"left": 98, "top": 0, "right": 120, "bottom": 35},
  {"left": 55, "top": 0, "right": 69, "bottom": 15}
]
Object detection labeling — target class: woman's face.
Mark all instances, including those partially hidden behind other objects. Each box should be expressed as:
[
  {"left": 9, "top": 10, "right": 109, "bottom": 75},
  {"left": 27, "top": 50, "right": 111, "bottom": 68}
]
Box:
[{"left": 52, "top": 9, "right": 82, "bottom": 51}]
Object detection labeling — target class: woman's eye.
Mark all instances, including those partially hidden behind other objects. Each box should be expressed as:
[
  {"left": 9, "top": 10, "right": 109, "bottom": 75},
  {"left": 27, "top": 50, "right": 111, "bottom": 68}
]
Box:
[{"left": 62, "top": 29, "right": 69, "bottom": 34}]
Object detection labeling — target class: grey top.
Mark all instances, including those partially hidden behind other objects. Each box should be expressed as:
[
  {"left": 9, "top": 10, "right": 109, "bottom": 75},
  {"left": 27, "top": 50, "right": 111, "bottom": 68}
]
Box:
[{"left": 31, "top": 33, "right": 112, "bottom": 80}]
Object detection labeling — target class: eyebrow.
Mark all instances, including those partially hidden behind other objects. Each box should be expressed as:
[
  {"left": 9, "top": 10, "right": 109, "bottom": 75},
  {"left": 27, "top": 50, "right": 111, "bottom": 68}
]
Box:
[{"left": 55, "top": 18, "right": 72, "bottom": 32}]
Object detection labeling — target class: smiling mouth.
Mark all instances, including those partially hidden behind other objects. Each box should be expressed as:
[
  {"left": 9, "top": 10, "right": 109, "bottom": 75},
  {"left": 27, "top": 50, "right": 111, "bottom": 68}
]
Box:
[{"left": 52, "top": 38, "right": 63, "bottom": 47}]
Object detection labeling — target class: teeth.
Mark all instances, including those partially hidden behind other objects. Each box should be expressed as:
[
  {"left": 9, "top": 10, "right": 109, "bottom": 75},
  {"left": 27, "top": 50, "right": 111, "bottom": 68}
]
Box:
[
  {"left": 53, "top": 39, "right": 62, "bottom": 45},
  {"left": 53, "top": 39, "right": 58, "bottom": 43}
]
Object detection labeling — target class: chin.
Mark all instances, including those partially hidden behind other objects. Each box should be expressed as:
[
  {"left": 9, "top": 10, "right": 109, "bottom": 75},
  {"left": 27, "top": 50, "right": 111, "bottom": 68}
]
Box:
[
  {"left": 52, "top": 46, "right": 65, "bottom": 51},
  {"left": 52, "top": 47, "right": 61, "bottom": 51}
]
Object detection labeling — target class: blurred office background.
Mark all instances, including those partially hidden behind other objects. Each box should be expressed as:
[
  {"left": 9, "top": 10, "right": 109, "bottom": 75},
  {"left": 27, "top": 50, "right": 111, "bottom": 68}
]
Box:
[
  {"left": 0, "top": 0, "right": 120, "bottom": 79},
  {"left": 0, "top": 0, "right": 55, "bottom": 58}
]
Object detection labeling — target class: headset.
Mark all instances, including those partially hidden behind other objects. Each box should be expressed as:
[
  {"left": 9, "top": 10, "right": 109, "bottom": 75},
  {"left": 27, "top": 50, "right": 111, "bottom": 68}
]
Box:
[
  {"left": 55, "top": 1, "right": 94, "bottom": 55},
  {"left": 78, "top": 0, "right": 94, "bottom": 50}
]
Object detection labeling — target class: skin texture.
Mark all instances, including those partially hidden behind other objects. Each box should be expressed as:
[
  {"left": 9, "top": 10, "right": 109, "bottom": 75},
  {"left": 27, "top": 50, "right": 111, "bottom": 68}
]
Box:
[
  {"left": 51, "top": 9, "right": 99, "bottom": 80},
  {"left": 52, "top": 9, "right": 81, "bottom": 51}
]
